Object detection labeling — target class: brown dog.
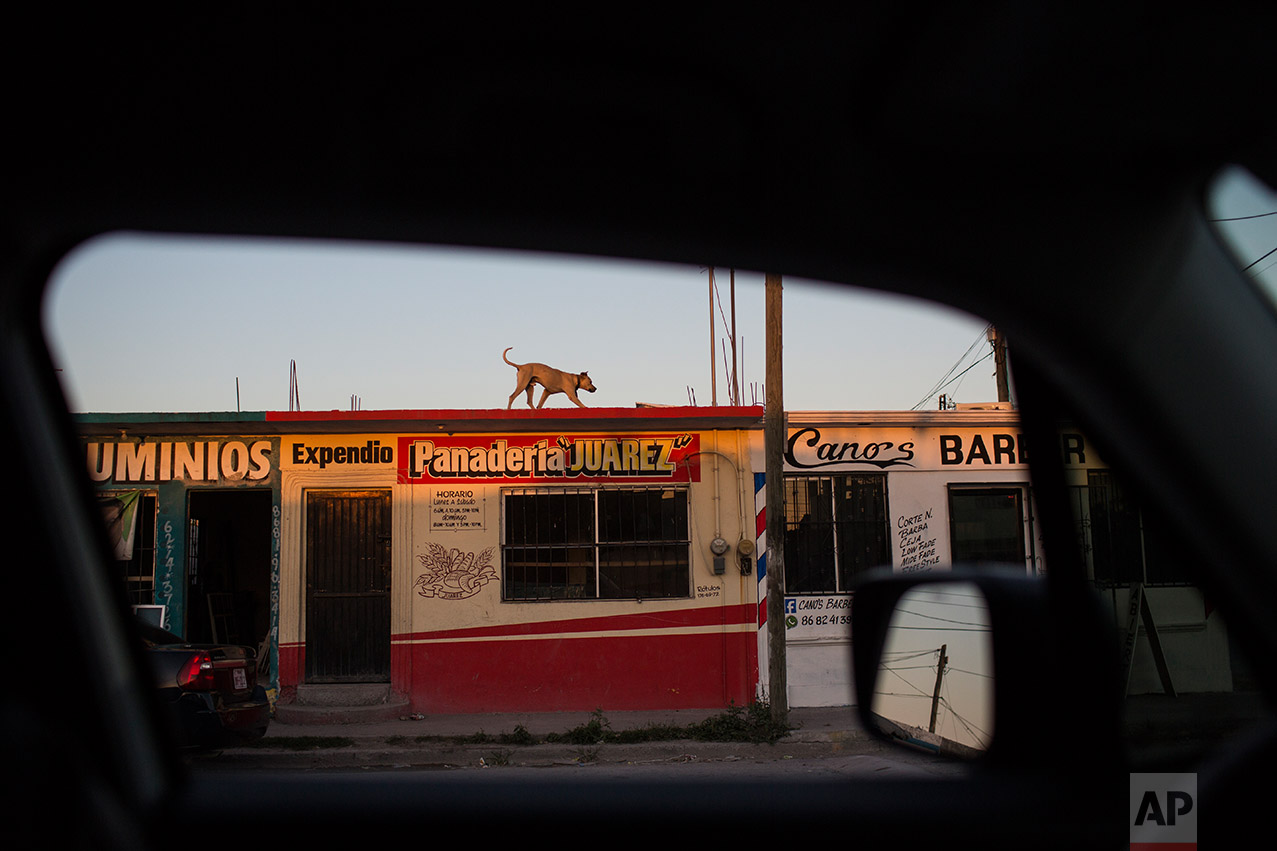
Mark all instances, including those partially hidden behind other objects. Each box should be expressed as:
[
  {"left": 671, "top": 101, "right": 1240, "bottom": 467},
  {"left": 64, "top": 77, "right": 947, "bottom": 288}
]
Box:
[{"left": 503, "top": 347, "right": 597, "bottom": 409}]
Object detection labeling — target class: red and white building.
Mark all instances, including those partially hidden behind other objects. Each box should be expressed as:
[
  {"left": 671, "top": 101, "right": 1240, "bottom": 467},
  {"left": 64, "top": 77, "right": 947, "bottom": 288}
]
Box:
[{"left": 78, "top": 403, "right": 1234, "bottom": 718}]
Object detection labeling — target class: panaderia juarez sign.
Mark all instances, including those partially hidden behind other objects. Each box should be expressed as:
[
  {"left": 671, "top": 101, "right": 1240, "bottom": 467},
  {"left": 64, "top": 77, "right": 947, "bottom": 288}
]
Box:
[{"left": 397, "top": 433, "right": 701, "bottom": 484}]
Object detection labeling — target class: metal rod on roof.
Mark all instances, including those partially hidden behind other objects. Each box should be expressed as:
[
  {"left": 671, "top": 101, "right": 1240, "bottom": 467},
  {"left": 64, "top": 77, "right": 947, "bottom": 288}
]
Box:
[
  {"left": 709, "top": 267, "right": 717, "bottom": 406},
  {"left": 730, "top": 268, "right": 739, "bottom": 405}
]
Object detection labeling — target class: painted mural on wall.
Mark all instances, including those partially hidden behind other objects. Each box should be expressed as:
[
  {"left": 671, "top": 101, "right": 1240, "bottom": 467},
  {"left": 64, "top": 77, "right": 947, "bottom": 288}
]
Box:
[
  {"left": 413, "top": 544, "right": 498, "bottom": 600},
  {"left": 398, "top": 433, "right": 701, "bottom": 484}
]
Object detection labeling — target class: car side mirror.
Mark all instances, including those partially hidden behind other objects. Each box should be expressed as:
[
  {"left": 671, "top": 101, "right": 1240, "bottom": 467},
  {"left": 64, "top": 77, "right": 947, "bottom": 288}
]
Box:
[
  {"left": 852, "top": 567, "right": 1119, "bottom": 768},
  {"left": 861, "top": 579, "right": 995, "bottom": 759}
]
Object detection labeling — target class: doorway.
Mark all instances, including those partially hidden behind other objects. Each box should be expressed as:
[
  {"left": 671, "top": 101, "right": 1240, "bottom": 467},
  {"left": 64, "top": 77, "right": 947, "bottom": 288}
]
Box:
[
  {"left": 305, "top": 490, "right": 392, "bottom": 682},
  {"left": 186, "top": 490, "right": 274, "bottom": 649}
]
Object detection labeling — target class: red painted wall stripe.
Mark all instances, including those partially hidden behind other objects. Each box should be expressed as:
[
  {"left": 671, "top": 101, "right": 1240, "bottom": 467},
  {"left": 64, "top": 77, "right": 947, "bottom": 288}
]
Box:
[
  {"left": 394, "top": 630, "right": 757, "bottom": 713},
  {"left": 397, "top": 603, "right": 756, "bottom": 643}
]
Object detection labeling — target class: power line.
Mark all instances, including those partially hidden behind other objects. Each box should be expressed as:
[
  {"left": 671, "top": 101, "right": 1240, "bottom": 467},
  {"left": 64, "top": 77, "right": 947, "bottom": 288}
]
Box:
[
  {"left": 938, "top": 696, "right": 990, "bottom": 746},
  {"left": 1243, "top": 244, "right": 1277, "bottom": 272},
  {"left": 885, "top": 625, "right": 991, "bottom": 632},
  {"left": 911, "top": 326, "right": 994, "bottom": 410},
  {"left": 895, "top": 607, "right": 992, "bottom": 628},
  {"left": 1210, "top": 210, "right": 1277, "bottom": 222},
  {"left": 882, "top": 648, "right": 939, "bottom": 662},
  {"left": 1251, "top": 256, "right": 1277, "bottom": 279}
]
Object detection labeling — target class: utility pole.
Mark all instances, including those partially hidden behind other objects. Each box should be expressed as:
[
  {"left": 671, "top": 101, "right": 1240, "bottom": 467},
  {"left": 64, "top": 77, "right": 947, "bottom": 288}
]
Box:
[
  {"left": 989, "top": 327, "right": 1010, "bottom": 403},
  {"left": 765, "top": 272, "right": 787, "bottom": 722},
  {"left": 929, "top": 644, "right": 949, "bottom": 733}
]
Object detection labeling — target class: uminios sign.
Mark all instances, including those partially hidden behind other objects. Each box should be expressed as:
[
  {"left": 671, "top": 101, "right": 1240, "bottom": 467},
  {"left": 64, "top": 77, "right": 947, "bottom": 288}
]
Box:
[
  {"left": 398, "top": 433, "right": 701, "bottom": 484},
  {"left": 85, "top": 440, "right": 273, "bottom": 483}
]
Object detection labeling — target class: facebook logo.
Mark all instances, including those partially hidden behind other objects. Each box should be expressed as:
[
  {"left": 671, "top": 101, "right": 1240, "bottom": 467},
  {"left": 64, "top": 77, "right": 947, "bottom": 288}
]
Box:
[{"left": 1131, "top": 773, "right": 1196, "bottom": 848}]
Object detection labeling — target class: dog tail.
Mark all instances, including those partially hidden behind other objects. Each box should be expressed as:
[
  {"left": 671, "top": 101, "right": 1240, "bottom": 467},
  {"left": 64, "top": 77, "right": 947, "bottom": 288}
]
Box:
[{"left": 502, "top": 347, "right": 519, "bottom": 367}]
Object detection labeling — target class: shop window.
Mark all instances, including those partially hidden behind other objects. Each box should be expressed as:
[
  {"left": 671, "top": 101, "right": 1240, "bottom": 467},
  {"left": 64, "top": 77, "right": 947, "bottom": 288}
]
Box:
[
  {"left": 99, "top": 491, "right": 157, "bottom": 606},
  {"left": 1079, "top": 471, "right": 1192, "bottom": 587},
  {"left": 783, "top": 474, "right": 889, "bottom": 593},
  {"left": 502, "top": 487, "right": 690, "bottom": 600},
  {"left": 948, "top": 486, "right": 1028, "bottom": 566}
]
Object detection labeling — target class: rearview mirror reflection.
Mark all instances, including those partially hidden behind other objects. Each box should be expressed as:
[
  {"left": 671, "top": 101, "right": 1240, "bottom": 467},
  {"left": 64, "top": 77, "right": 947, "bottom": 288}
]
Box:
[{"left": 869, "top": 581, "right": 994, "bottom": 759}]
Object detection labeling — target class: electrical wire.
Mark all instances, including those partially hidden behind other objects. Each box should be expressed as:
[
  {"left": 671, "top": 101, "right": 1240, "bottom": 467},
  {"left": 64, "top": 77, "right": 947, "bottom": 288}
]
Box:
[
  {"left": 1251, "top": 256, "right": 1277, "bottom": 280},
  {"left": 877, "top": 660, "right": 937, "bottom": 699},
  {"left": 1243, "top": 244, "right": 1277, "bottom": 271},
  {"left": 893, "top": 607, "right": 992, "bottom": 628},
  {"left": 925, "top": 350, "right": 995, "bottom": 405},
  {"left": 911, "top": 326, "right": 991, "bottom": 410},
  {"left": 882, "top": 648, "right": 939, "bottom": 662},
  {"left": 1210, "top": 210, "right": 1277, "bottom": 222},
  {"left": 884, "top": 624, "right": 991, "bottom": 632},
  {"left": 939, "top": 696, "right": 990, "bottom": 746}
]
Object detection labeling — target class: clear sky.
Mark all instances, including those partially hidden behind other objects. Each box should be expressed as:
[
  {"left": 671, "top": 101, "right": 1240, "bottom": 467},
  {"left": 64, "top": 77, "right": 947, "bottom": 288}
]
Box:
[
  {"left": 42, "top": 169, "right": 1275, "bottom": 416},
  {"left": 42, "top": 237, "right": 1000, "bottom": 414}
]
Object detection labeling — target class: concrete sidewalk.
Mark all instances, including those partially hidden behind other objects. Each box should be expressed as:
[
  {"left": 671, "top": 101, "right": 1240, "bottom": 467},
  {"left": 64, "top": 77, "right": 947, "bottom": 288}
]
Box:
[
  {"left": 261, "top": 705, "right": 867, "bottom": 745},
  {"left": 202, "top": 694, "right": 1273, "bottom": 773},
  {"left": 185, "top": 705, "right": 876, "bottom": 772}
]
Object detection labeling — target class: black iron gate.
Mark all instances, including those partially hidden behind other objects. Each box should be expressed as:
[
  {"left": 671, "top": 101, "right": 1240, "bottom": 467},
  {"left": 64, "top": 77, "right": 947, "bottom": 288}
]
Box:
[{"left": 305, "top": 490, "right": 391, "bottom": 682}]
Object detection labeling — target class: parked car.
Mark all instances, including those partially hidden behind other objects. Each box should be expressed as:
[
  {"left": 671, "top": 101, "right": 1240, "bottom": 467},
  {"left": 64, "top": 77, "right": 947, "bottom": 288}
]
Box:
[
  {"left": 5, "top": 6, "right": 1276, "bottom": 850},
  {"left": 137, "top": 619, "right": 269, "bottom": 748}
]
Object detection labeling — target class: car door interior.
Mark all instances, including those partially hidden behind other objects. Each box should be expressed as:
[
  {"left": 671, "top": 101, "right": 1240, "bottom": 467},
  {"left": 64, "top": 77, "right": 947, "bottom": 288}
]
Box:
[{"left": 5, "top": 8, "right": 1277, "bottom": 850}]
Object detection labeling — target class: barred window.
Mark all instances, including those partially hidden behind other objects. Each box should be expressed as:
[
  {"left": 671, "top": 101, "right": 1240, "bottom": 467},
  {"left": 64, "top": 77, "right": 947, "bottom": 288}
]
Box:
[
  {"left": 783, "top": 474, "right": 889, "bottom": 593},
  {"left": 1083, "top": 471, "right": 1191, "bottom": 586},
  {"left": 502, "top": 487, "right": 690, "bottom": 600}
]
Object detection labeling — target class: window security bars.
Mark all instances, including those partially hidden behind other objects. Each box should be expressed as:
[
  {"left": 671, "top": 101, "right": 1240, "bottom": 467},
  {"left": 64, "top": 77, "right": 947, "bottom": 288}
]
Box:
[
  {"left": 502, "top": 487, "right": 691, "bottom": 600},
  {"left": 783, "top": 475, "right": 889, "bottom": 594}
]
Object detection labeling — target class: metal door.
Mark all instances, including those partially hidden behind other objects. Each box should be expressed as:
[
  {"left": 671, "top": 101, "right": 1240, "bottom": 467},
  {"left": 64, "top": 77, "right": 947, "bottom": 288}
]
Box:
[{"left": 305, "top": 490, "right": 391, "bottom": 682}]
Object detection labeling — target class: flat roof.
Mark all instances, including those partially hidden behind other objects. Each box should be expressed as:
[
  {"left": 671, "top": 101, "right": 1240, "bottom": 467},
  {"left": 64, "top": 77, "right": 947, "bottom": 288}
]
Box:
[
  {"left": 73, "top": 406, "right": 766, "bottom": 436},
  {"left": 73, "top": 406, "right": 1024, "bottom": 436},
  {"left": 786, "top": 408, "right": 1022, "bottom": 428}
]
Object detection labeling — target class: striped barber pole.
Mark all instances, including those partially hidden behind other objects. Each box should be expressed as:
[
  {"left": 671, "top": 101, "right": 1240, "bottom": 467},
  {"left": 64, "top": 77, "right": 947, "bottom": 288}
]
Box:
[{"left": 754, "top": 472, "right": 768, "bottom": 627}]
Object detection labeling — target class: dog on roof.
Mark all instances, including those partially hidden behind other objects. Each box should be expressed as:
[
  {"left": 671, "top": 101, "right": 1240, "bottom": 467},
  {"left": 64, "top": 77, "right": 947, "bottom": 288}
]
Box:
[{"left": 503, "top": 347, "right": 597, "bottom": 409}]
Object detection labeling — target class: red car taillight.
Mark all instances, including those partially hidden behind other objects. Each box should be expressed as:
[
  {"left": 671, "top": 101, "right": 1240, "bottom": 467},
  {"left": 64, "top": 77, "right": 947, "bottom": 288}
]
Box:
[{"left": 176, "top": 652, "right": 216, "bottom": 690}]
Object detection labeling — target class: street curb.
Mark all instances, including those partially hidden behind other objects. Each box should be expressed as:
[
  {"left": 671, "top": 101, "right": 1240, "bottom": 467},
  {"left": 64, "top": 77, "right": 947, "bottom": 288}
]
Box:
[{"left": 189, "top": 732, "right": 880, "bottom": 772}]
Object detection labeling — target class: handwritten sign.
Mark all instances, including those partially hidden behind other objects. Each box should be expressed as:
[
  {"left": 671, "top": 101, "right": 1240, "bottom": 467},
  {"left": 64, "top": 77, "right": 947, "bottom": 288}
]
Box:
[{"left": 429, "top": 489, "right": 486, "bottom": 531}]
